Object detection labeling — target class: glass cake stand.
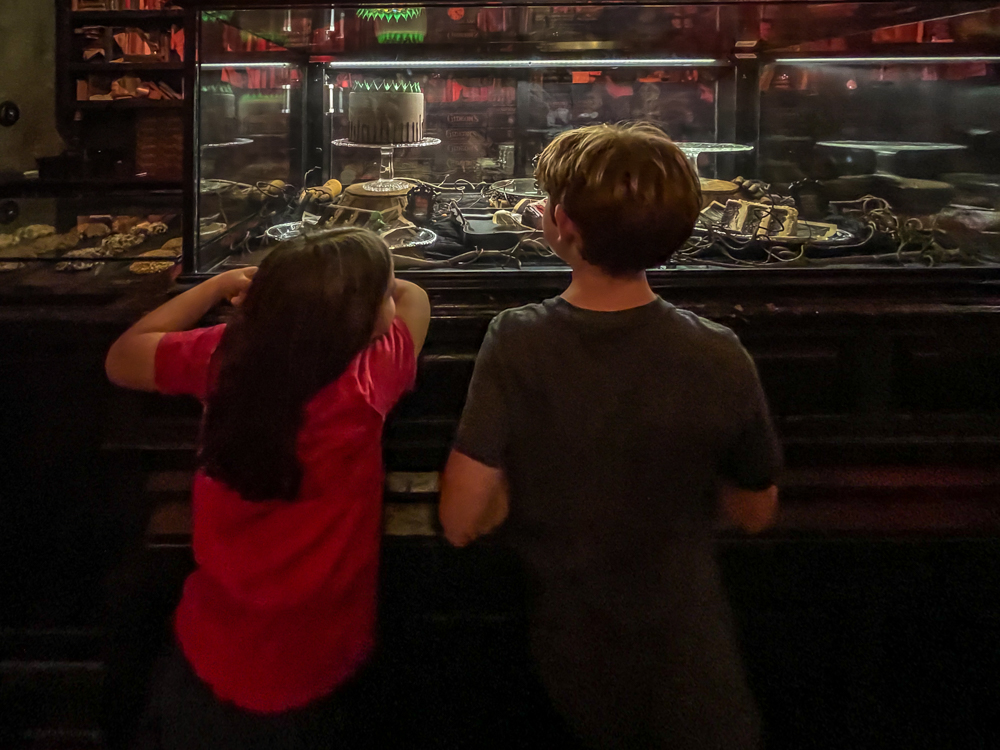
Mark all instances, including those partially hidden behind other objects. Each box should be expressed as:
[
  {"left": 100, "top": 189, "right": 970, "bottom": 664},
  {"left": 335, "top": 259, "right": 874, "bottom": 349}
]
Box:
[
  {"left": 332, "top": 137, "right": 441, "bottom": 193},
  {"left": 675, "top": 142, "right": 754, "bottom": 170},
  {"left": 815, "top": 140, "right": 966, "bottom": 174},
  {"left": 200, "top": 137, "right": 253, "bottom": 150}
]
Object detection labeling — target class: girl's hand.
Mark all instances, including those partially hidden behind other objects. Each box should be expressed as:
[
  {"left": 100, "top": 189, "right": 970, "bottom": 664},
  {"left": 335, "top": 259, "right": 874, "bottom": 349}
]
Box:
[
  {"left": 214, "top": 267, "right": 258, "bottom": 306},
  {"left": 106, "top": 266, "right": 256, "bottom": 392}
]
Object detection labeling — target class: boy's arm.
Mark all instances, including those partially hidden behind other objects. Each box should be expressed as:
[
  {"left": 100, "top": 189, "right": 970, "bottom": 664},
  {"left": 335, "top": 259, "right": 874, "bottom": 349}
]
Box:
[
  {"left": 440, "top": 316, "right": 510, "bottom": 546},
  {"left": 105, "top": 268, "right": 255, "bottom": 391},
  {"left": 392, "top": 278, "right": 430, "bottom": 357},
  {"left": 721, "top": 483, "right": 778, "bottom": 533},
  {"left": 718, "top": 345, "right": 782, "bottom": 533},
  {"left": 439, "top": 450, "right": 509, "bottom": 547}
]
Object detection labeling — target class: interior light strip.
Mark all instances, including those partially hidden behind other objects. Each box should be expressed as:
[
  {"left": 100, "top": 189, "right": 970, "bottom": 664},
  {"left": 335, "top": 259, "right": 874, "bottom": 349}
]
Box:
[
  {"left": 325, "top": 58, "right": 721, "bottom": 69},
  {"left": 776, "top": 56, "right": 1000, "bottom": 64},
  {"left": 201, "top": 62, "right": 294, "bottom": 69}
]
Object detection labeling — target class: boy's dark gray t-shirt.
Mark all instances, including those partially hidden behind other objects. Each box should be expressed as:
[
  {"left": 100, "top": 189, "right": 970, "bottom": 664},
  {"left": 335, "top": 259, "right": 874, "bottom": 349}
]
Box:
[{"left": 455, "top": 296, "right": 781, "bottom": 750}]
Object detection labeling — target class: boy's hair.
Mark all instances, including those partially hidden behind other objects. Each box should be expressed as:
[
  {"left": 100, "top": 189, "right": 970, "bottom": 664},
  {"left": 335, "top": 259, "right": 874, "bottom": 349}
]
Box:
[
  {"left": 200, "top": 227, "right": 392, "bottom": 501},
  {"left": 535, "top": 122, "right": 702, "bottom": 276}
]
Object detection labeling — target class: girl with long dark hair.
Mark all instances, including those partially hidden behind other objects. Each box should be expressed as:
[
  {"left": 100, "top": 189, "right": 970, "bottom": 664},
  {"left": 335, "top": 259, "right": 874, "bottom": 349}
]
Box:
[{"left": 105, "top": 227, "right": 430, "bottom": 749}]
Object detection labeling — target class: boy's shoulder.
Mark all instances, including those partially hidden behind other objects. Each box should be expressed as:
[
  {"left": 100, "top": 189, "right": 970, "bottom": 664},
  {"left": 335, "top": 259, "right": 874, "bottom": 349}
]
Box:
[
  {"left": 668, "top": 305, "right": 743, "bottom": 346},
  {"left": 489, "top": 299, "right": 554, "bottom": 334},
  {"left": 662, "top": 305, "right": 752, "bottom": 373},
  {"left": 491, "top": 297, "right": 740, "bottom": 344},
  {"left": 489, "top": 297, "right": 750, "bottom": 377}
]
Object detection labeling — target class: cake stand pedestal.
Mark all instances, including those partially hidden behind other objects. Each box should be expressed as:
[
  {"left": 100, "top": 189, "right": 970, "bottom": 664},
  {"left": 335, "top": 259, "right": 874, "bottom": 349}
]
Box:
[
  {"left": 815, "top": 140, "right": 966, "bottom": 175},
  {"left": 332, "top": 137, "right": 440, "bottom": 193},
  {"left": 336, "top": 182, "right": 411, "bottom": 223},
  {"left": 675, "top": 142, "right": 754, "bottom": 175},
  {"left": 200, "top": 137, "right": 254, "bottom": 151}
]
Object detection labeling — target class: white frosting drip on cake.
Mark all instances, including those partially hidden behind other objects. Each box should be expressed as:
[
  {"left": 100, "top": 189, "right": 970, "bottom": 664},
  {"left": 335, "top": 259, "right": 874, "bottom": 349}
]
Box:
[{"left": 349, "top": 91, "right": 424, "bottom": 144}]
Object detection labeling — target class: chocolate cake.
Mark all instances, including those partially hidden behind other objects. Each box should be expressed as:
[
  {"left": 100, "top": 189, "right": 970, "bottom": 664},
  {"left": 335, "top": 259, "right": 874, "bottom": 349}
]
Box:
[
  {"left": 239, "top": 93, "right": 287, "bottom": 136},
  {"left": 200, "top": 84, "right": 238, "bottom": 146},
  {"left": 348, "top": 81, "right": 423, "bottom": 145}
]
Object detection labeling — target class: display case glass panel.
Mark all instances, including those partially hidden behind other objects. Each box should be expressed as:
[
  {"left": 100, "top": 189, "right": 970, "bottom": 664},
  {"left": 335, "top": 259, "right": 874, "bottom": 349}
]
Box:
[
  {"left": 0, "top": 190, "right": 184, "bottom": 293},
  {"left": 190, "top": 3, "right": 1000, "bottom": 275}
]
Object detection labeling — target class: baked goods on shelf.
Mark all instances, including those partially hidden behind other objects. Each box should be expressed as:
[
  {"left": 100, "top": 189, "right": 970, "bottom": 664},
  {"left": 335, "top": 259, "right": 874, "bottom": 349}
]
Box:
[
  {"left": 24, "top": 230, "right": 82, "bottom": 255},
  {"left": 130, "top": 248, "right": 180, "bottom": 275},
  {"left": 349, "top": 81, "right": 424, "bottom": 144},
  {"left": 1, "top": 226, "right": 77, "bottom": 260},
  {"left": 1, "top": 215, "right": 178, "bottom": 274},
  {"left": 15, "top": 225, "right": 57, "bottom": 243},
  {"left": 719, "top": 199, "right": 799, "bottom": 238},
  {"left": 56, "top": 232, "right": 146, "bottom": 272}
]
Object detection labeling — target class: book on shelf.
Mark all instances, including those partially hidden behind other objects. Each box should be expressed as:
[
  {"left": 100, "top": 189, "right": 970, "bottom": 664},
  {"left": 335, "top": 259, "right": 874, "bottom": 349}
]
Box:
[
  {"left": 72, "top": 1, "right": 179, "bottom": 11},
  {"left": 158, "top": 81, "right": 182, "bottom": 99},
  {"left": 77, "top": 75, "right": 183, "bottom": 101},
  {"left": 74, "top": 25, "right": 184, "bottom": 63}
]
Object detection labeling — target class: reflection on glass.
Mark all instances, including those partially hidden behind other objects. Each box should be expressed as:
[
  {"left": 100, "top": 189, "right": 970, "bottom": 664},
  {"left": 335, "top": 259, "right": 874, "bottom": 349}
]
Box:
[{"left": 192, "top": 4, "right": 1000, "bottom": 274}]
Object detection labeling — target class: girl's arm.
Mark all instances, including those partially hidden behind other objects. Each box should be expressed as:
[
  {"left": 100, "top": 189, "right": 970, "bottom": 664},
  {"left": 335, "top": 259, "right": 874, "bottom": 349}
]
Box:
[
  {"left": 393, "top": 278, "right": 431, "bottom": 357},
  {"left": 105, "top": 268, "right": 256, "bottom": 391}
]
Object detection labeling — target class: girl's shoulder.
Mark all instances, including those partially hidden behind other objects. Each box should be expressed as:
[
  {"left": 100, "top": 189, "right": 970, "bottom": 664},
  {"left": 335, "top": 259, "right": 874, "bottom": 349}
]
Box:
[{"left": 327, "top": 319, "right": 417, "bottom": 418}]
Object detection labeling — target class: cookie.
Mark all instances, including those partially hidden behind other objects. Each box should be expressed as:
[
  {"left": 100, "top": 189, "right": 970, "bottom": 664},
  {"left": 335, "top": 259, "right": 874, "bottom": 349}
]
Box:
[
  {"left": 134, "top": 222, "right": 169, "bottom": 236},
  {"left": 15, "top": 225, "right": 56, "bottom": 243},
  {"left": 101, "top": 233, "right": 146, "bottom": 255},
  {"left": 129, "top": 248, "right": 179, "bottom": 275},
  {"left": 80, "top": 223, "right": 112, "bottom": 239},
  {"left": 25, "top": 230, "right": 81, "bottom": 256},
  {"left": 55, "top": 261, "right": 97, "bottom": 272},
  {"left": 112, "top": 216, "right": 142, "bottom": 235}
]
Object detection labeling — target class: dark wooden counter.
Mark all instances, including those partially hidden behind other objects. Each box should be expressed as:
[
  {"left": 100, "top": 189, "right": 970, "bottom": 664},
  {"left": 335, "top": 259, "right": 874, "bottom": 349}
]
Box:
[{"left": 3, "top": 269, "right": 1000, "bottom": 749}]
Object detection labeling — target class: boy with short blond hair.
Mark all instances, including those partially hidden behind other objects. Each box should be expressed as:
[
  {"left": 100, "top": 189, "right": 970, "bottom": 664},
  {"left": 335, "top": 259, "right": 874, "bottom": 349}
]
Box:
[{"left": 440, "top": 123, "right": 781, "bottom": 749}]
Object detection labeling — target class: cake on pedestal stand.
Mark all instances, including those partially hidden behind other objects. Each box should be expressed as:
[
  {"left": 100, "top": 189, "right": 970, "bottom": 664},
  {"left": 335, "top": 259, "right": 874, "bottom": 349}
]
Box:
[
  {"left": 674, "top": 142, "right": 755, "bottom": 207},
  {"left": 331, "top": 137, "right": 440, "bottom": 248}
]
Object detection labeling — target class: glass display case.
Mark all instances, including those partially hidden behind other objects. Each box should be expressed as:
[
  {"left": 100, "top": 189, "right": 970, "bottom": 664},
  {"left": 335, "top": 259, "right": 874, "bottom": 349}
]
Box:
[
  {"left": 0, "top": 189, "right": 184, "bottom": 296},
  {"left": 186, "top": 1, "right": 1000, "bottom": 276}
]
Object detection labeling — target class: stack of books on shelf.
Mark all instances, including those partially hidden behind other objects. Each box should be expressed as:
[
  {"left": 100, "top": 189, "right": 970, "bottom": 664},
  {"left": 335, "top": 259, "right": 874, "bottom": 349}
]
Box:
[
  {"left": 76, "top": 26, "right": 184, "bottom": 63},
  {"left": 77, "top": 76, "right": 182, "bottom": 101},
  {"left": 72, "top": 0, "right": 178, "bottom": 10}
]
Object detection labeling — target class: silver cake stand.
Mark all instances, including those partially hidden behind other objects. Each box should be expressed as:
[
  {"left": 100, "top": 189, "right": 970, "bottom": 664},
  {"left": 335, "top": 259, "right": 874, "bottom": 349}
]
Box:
[
  {"left": 816, "top": 140, "right": 966, "bottom": 174},
  {"left": 332, "top": 137, "right": 441, "bottom": 193},
  {"left": 675, "top": 142, "right": 754, "bottom": 173},
  {"left": 200, "top": 137, "right": 253, "bottom": 150}
]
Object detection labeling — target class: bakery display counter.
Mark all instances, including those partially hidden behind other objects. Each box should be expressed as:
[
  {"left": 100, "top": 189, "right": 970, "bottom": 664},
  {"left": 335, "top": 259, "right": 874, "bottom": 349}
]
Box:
[
  {"left": 179, "top": 2, "right": 1000, "bottom": 280},
  {"left": 0, "top": 188, "right": 186, "bottom": 300}
]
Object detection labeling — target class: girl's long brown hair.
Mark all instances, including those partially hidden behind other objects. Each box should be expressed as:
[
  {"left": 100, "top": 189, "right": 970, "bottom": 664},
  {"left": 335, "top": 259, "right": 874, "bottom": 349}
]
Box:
[{"left": 200, "top": 228, "right": 393, "bottom": 501}]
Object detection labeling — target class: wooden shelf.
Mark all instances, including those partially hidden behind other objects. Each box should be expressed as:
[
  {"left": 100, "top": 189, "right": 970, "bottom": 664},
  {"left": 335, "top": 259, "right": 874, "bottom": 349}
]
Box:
[
  {"left": 0, "top": 178, "right": 182, "bottom": 199},
  {"left": 74, "top": 98, "right": 184, "bottom": 109},
  {"left": 69, "top": 61, "right": 184, "bottom": 73},
  {"left": 71, "top": 9, "right": 184, "bottom": 24},
  {"left": 202, "top": 51, "right": 306, "bottom": 67}
]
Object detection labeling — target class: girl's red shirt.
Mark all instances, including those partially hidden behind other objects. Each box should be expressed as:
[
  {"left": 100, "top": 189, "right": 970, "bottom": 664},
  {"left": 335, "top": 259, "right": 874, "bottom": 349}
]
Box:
[{"left": 153, "top": 318, "right": 416, "bottom": 713}]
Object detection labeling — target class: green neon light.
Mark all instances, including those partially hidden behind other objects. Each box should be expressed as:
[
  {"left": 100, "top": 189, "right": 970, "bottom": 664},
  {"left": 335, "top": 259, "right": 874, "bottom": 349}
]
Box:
[
  {"left": 376, "top": 31, "right": 426, "bottom": 43},
  {"left": 357, "top": 7, "right": 424, "bottom": 22}
]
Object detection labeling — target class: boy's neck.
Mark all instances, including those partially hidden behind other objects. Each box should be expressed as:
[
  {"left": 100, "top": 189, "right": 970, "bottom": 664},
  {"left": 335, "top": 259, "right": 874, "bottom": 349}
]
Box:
[{"left": 560, "top": 264, "right": 657, "bottom": 312}]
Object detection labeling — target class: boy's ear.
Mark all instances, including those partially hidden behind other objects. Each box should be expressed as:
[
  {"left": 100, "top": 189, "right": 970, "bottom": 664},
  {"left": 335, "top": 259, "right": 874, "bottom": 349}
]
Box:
[{"left": 553, "top": 204, "right": 582, "bottom": 249}]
